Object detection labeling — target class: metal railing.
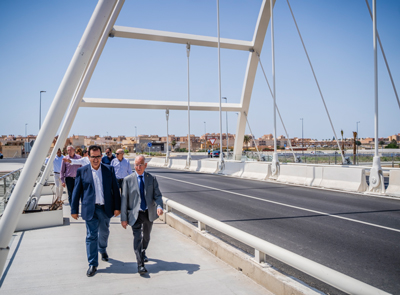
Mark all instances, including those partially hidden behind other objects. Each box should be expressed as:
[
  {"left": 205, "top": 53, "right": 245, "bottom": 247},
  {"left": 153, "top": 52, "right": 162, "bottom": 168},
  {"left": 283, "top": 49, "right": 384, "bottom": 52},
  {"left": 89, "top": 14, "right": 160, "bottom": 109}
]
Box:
[
  {"left": 0, "top": 168, "right": 23, "bottom": 216},
  {"left": 163, "top": 197, "right": 389, "bottom": 295},
  {"left": 243, "top": 151, "right": 400, "bottom": 166}
]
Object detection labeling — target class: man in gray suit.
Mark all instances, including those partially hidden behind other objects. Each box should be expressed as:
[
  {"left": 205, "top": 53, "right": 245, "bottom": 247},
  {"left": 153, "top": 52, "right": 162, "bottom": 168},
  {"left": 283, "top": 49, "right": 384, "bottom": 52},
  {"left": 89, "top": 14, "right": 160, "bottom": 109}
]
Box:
[{"left": 121, "top": 155, "right": 163, "bottom": 275}]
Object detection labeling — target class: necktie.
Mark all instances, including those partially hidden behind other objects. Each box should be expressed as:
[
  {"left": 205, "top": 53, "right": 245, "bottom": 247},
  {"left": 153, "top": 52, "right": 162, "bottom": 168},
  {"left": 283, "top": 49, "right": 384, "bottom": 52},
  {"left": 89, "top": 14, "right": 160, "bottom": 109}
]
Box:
[{"left": 139, "top": 175, "right": 147, "bottom": 211}]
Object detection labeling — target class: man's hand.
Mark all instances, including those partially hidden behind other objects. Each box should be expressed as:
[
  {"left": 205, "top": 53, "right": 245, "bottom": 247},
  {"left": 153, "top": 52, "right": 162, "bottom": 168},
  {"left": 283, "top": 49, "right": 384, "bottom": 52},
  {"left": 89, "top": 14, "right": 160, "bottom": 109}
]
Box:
[
  {"left": 62, "top": 158, "right": 72, "bottom": 163},
  {"left": 114, "top": 210, "right": 121, "bottom": 217},
  {"left": 62, "top": 183, "right": 66, "bottom": 188},
  {"left": 157, "top": 208, "right": 163, "bottom": 216},
  {"left": 71, "top": 214, "right": 79, "bottom": 220},
  {"left": 121, "top": 221, "right": 128, "bottom": 229}
]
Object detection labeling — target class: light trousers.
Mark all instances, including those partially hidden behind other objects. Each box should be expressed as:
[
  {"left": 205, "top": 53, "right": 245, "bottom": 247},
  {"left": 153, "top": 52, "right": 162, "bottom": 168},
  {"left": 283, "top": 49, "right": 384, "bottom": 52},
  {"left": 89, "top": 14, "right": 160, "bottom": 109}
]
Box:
[{"left": 53, "top": 173, "right": 64, "bottom": 201}]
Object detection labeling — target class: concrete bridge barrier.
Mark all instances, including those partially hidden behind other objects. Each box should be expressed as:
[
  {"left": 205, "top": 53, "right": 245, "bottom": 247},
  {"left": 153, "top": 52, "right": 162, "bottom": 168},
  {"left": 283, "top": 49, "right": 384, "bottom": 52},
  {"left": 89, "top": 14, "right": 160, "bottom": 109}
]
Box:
[
  {"left": 241, "top": 162, "right": 270, "bottom": 180},
  {"left": 277, "top": 164, "right": 310, "bottom": 186},
  {"left": 188, "top": 160, "right": 199, "bottom": 172},
  {"left": 148, "top": 157, "right": 167, "bottom": 167},
  {"left": 198, "top": 160, "right": 219, "bottom": 174},
  {"left": 223, "top": 161, "right": 245, "bottom": 177},
  {"left": 386, "top": 169, "right": 400, "bottom": 197},
  {"left": 318, "top": 166, "right": 367, "bottom": 193},
  {"left": 170, "top": 159, "right": 187, "bottom": 170},
  {"left": 310, "top": 166, "right": 324, "bottom": 187}
]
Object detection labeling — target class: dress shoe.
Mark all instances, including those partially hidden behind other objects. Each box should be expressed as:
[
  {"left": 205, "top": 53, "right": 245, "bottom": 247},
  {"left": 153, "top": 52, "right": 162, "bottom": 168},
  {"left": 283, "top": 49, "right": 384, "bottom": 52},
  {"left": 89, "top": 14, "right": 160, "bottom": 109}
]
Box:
[
  {"left": 143, "top": 254, "right": 149, "bottom": 263},
  {"left": 101, "top": 252, "right": 109, "bottom": 261},
  {"left": 138, "top": 265, "right": 148, "bottom": 275},
  {"left": 87, "top": 265, "right": 97, "bottom": 277}
]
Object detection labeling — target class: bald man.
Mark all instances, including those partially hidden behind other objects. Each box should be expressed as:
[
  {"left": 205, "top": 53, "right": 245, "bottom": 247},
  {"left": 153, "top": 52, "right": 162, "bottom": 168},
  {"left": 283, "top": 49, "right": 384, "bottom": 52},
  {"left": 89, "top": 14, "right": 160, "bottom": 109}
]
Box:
[
  {"left": 110, "top": 149, "right": 132, "bottom": 193},
  {"left": 120, "top": 155, "right": 163, "bottom": 275}
]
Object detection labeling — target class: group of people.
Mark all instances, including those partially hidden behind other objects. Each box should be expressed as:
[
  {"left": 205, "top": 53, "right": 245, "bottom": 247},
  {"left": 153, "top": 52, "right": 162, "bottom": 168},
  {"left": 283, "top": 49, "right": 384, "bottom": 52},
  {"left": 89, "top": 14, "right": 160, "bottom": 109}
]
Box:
[{"left": 50, "top": 145, "right": 163, "bottom": 277}]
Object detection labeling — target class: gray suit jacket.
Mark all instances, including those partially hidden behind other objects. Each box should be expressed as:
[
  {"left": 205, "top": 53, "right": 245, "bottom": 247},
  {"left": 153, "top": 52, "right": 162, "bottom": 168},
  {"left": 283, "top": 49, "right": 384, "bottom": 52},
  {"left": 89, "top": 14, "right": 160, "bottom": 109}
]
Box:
[{"left": 121, "top": 171, "right": 163, "bottom": 226}]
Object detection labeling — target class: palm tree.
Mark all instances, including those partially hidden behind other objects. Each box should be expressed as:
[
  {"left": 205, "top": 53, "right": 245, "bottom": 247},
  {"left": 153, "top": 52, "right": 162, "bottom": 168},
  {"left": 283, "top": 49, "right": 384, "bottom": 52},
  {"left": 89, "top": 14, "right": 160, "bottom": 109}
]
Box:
[
  {"left": 243, "top": 135, "right": 250, "bottom": 148},
  {"left": 171, "top": 140, "right": 176, "bottom": 150}
]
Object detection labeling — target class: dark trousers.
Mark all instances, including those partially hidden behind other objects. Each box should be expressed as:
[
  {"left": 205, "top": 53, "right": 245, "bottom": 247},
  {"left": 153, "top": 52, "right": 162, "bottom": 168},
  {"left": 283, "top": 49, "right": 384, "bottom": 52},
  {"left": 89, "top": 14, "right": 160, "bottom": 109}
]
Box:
[
  {"left": 131, "top": 210, "right": 153, "bottom": 266},
  {"left": 65, "top": 177, "right": 75, "bottom": 205},
  {"left": 85, "top": 205, "right": 110, "bottom": 267},
  {"left": 117, "top": 178, "right": 124, "bottom": 194}
]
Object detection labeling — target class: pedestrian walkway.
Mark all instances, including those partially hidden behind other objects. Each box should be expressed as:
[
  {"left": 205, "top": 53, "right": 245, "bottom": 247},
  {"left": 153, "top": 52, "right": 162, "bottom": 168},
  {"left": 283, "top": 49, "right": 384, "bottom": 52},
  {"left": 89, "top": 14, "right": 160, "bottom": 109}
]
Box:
[{"left": 0, "top": 203, "right": 272, "bottom": 295}]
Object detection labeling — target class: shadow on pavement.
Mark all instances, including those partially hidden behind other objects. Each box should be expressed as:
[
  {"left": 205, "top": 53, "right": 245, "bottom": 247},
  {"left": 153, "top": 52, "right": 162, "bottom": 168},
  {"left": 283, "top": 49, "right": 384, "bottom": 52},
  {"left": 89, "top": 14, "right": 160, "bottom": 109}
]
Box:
[{"left": 97, "top": 258, "right": 200, "bottom": 276}]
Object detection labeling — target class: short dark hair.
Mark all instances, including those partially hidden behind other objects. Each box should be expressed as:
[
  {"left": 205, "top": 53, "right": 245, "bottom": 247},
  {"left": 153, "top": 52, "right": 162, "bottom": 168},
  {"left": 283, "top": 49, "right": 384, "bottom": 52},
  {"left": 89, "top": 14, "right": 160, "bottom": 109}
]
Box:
[
  {"left": 106, "top": 147, "right": 112, "bottom": 152},
  {"left": 88, "top": 145, "right": 102, "bottom": 156}
]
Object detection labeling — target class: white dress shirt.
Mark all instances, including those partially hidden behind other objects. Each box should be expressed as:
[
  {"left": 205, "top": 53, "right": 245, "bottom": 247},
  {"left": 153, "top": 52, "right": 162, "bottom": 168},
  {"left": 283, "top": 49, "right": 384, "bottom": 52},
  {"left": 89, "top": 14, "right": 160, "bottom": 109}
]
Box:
[
  {"left": 53, "top": 155, "right": 64, "bottom": 173},
  {"left": 91, "top": 165, "right": 104, "bottom": 205}
]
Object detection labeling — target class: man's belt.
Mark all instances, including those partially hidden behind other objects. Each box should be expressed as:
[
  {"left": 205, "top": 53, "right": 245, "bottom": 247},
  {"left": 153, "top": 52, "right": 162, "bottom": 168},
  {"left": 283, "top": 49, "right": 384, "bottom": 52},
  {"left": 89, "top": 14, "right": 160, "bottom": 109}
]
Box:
[{"left": 66, "top": 176, "right": 76, "bottom": 179}]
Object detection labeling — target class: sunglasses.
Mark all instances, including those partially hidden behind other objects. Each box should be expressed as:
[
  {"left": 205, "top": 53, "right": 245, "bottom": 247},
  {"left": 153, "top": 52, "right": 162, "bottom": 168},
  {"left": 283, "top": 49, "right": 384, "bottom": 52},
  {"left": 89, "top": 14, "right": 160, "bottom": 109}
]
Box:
[{"left": 90, "top": 156, "right": 102, "bottom": 159}]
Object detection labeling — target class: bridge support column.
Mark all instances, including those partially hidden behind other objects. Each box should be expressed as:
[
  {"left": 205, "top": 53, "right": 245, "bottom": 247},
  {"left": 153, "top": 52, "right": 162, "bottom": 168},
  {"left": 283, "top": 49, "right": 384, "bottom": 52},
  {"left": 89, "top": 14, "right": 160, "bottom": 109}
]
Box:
[
  {"left": 28, "top": 0, "right": 125, "bottom": 210},
  {"left": 233, "top": 0, "right": 274, "bottom": 160},
  {"left": 0, "top": 0, "right": 121, "bottom": 276}
]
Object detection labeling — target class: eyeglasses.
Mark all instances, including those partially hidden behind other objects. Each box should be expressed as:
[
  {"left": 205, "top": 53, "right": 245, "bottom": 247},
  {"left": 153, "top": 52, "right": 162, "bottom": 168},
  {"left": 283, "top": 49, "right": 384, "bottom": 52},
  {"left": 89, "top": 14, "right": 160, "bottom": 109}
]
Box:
[
  {"left": 106, "top": 151, "right": 111, "bottom": 154},
  {"left": 136, "top": 164, "right": 145, "bottom": 168},
  {"left": 90, "top": 156, "right": 102, "bottom": 159},
  {"left": 115, "top": 153, "right": 121, "bottom": 155}
]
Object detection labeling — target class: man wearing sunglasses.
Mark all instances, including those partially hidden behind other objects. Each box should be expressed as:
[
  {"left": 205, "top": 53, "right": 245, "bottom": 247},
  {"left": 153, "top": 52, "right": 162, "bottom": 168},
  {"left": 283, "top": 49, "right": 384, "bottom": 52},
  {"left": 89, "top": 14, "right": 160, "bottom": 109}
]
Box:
[
  {"left": 120, "top": 155, "right": 163, "bottom": 275},
  {"left": 101, "top": 147, "right": 115, "bottom": 165},
  {"left": 71, "top": 145, "right": 121, "bottom": 277}
]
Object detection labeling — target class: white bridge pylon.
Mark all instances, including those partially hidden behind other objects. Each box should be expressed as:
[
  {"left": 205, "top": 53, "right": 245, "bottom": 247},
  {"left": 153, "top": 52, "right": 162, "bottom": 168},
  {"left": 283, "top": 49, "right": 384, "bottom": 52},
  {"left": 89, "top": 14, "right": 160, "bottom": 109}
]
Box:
[
  {"left": 83, "top": 0, "right": 275, "bottom": 161},
  {"left": 0, "top": 0, "right": 275, "bottom": 275}
]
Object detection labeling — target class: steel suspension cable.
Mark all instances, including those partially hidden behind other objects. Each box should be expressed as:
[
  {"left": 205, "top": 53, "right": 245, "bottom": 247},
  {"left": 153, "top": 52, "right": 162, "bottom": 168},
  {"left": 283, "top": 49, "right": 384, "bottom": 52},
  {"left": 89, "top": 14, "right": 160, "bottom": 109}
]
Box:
[
  {"left": 365, "top": 0, "right": 400, "bottom": 111},
  {"left": 244, "top": 111, "right": 262, "bottom": 161},
  {"left": 217, "top": 0, "right": 224, "bottom": 169},
  {"left": 286, "top": 0, "right": 345, "bottom": 164},
  {"left": 256, "top": 51, "right": 298, "bottom": 162},
  {"left": 186, "top": 43, "right": 191, "bottom": 165}
]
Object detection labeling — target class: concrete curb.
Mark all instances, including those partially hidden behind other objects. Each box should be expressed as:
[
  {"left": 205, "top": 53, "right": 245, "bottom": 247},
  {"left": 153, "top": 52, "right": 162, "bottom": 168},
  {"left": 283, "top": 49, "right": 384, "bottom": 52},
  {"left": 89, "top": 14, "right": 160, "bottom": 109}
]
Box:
[{"left": 160, "top": 212, "right": 322, "bottom": 295}]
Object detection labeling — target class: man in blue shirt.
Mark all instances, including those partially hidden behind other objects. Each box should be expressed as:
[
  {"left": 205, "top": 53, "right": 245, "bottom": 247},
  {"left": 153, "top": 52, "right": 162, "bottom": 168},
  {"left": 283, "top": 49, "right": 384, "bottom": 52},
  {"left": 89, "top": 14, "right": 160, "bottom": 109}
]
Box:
[
  {"left": 110, "top": 149, "right": 132, "bottom": 193},
  {"left": 53, "top": 148, "right": 64, "bottom": 202},
  {"left": 101, "top": 147, "right": 115, "bottom": 165}
]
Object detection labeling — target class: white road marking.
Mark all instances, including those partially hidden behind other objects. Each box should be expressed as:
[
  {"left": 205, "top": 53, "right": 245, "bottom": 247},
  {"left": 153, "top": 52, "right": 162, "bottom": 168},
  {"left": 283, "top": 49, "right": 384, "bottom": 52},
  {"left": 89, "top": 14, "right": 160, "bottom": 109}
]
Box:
[{"left": 156, "top": 174, "right": 400, "bottom": 233}]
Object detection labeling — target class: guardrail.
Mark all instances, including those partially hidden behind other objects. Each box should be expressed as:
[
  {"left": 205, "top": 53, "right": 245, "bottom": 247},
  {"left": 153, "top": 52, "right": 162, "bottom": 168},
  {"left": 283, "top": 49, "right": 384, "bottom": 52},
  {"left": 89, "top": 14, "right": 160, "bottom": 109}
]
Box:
[
  {"left": 0, "top": 168, "right": 23, "bottom": 196},
  {"left": 163, "top": 197, "right": 389, "bottom": 295},
  {"left": 0, "top": 168, "right": 23, "bottom": 215}
]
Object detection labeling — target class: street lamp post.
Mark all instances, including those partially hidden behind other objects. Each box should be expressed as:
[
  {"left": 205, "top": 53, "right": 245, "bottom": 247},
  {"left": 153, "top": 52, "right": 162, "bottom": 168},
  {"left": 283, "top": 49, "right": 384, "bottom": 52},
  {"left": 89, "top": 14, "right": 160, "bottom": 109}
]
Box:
[
  {"left": 356, "top": 121, "right": 360, "bottom": 165},
  {"left": 186, "top": 43, "right": 191, "bottom": 166},
  {"left": 165, "top": 110, "right": 169, "bottom": 163},
  {"left": 300, "top": 118, "right": 304, "bottom": 158},
  {"left": 204, "top": 121, "right": 206, "bottom": 150},
  {"left": 25, "top": 123, "right": 28, "bottom": 158},
  {"left": 39, "top": 91, "right": 46, "bottom": 131},
  {"left": 222, "top": 97, "right": 228, "bottom": 156}
]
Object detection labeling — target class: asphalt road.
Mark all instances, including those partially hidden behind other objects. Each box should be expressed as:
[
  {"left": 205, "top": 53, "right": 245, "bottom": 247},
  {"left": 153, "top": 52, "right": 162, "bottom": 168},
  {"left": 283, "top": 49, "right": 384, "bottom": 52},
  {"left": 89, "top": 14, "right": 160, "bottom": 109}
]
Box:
[{"left": 147, "top": 166, "right": 400, "bottom": 295}]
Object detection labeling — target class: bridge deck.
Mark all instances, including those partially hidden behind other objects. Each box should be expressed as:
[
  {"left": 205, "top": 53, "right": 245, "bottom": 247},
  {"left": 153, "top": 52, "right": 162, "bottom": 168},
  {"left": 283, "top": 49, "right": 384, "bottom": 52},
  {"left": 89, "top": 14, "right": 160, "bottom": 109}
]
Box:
[{"left": 0, "top": 201, "right": 271, "bottom": 295}]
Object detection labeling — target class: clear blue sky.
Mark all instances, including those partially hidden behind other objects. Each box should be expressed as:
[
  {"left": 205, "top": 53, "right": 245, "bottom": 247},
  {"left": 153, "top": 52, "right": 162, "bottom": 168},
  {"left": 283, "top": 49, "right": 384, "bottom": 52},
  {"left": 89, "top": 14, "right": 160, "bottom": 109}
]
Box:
[{"left": 1, "top": 0, "right": 399, "bottom": 140}]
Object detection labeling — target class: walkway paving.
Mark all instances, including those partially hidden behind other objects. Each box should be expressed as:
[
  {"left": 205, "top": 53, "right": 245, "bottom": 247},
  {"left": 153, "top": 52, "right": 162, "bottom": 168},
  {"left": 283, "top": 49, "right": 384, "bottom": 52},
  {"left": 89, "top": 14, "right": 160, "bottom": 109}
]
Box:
[{"left": 0, "top": 201, "right": 272, "bottom": 295}]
